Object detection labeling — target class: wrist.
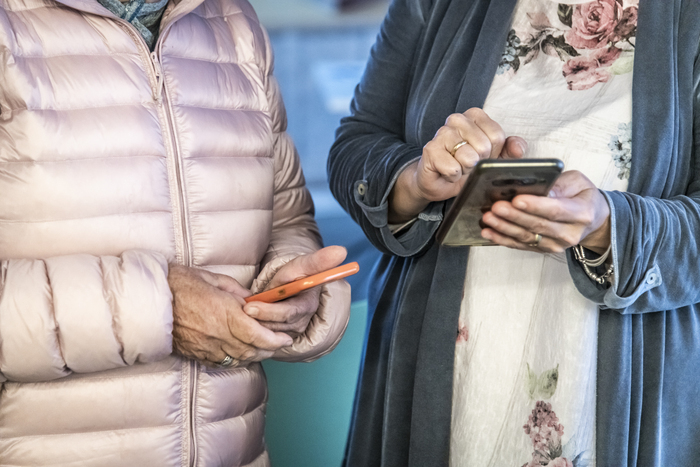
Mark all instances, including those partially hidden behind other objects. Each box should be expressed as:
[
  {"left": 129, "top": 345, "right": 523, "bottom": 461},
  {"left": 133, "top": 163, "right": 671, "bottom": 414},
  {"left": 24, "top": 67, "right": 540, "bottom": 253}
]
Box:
[
  {"left": 580, "top": 222, "right": 610, "bottom": 254},
  {"left": 388, "top": 163, "right": 429, "bottom": 223},
  {"left": 579, "top": 193, "right": 611, "bottom": 254}
]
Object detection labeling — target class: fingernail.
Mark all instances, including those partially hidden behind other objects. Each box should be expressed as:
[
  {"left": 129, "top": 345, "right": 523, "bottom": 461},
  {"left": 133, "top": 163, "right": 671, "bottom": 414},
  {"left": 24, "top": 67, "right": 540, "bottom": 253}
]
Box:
[
  {"left": 514, "top": 199, "right": 526, "bottom": 209},
  {"left": 284, "top": 337, "right": 294, "bottom": 346},
  {"left": 247, "top": 307, "right": 258, "bottom": 318},
  {"left": 517, "top": 140, "right": 527, "bottom": 154}
]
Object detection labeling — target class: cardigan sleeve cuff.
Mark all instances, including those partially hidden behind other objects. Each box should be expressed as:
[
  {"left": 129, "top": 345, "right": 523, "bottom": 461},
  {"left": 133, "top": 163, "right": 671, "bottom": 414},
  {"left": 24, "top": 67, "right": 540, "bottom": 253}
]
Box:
[
  {"left": 567, "top": 190, "right": 663, "bottom": 313},
  {"left": 353, "top": 158, "right": 443, "bottom": 257}
]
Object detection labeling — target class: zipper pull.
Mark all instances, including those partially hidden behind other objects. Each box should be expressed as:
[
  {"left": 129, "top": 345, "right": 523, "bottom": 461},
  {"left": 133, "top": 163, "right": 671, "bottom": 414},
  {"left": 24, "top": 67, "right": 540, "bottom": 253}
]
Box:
[{"left": 151, "top": 52, "right": 164, "bottom": 103}]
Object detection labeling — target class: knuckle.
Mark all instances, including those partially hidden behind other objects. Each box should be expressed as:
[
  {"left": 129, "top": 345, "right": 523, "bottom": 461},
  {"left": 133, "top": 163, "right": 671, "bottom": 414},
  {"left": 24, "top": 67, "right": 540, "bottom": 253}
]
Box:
[
  {"left": 561, "top": 232, "right": 580, "bottom": 247},
  {"left": 580, "top": 209, "right": 595, "bottom": 226},
  {"left": 445, "top": 113, "right": 464, "bottom": 127},
  {"left": 531, "top": 219, "right": 547, "bottom": 234},
  {"left": 518, "top": 231, "right": 533, "bottom": 243},
  {"left": 471, "top": 137, "right": 492, "bottom": 158},
  {"left": 435, "top": 126, "right": 450, "bottom": 138},
  {"left": 491, "top": 131, "right": 506, "bottom": 148},
  {"left": 464, "top": 107, "right": 482, "bottom": 119},
  {"left": 423, "top": 140, "right": 439, "bottom": 154}
]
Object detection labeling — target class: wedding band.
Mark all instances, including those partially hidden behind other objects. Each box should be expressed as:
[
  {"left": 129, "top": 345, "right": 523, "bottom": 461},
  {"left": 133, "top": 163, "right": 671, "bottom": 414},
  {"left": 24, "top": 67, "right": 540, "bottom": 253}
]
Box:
[
  {"left": 528, "top": 233, "right": 542, "bottom": 248},
  {"left": 218, "top": 355, "right": 234, "bottom": 367},
  {"left": 451, "top": 141, "right": 467, "bottom": 155}
]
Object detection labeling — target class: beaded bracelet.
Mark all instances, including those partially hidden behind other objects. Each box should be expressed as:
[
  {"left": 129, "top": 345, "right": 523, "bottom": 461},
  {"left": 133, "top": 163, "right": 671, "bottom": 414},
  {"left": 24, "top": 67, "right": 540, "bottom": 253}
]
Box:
[{"left": 573, "top": 244, "right": 614, "bottom": 285}]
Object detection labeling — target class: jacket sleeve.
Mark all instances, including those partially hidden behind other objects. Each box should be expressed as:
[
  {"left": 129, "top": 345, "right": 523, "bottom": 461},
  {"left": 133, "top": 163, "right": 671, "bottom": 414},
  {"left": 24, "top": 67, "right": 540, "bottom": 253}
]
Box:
[
  {"left": 567, "top": 45, "right": 700, "bottom": 314},
  {"left": 0, "top": 250, "right": 173, "bottom": 383},
  {"left": 327, "top": 0, "right": 442, "bottom": 258},
  {"left": 254, "top": 25, "right": 351, "bottom": 362}
]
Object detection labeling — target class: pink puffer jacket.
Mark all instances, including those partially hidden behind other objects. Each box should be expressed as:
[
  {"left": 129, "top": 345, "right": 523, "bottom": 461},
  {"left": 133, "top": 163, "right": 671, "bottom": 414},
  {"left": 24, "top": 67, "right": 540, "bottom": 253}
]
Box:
[{"left": 0, "top": 0, "right": 351, "bottom": 465}]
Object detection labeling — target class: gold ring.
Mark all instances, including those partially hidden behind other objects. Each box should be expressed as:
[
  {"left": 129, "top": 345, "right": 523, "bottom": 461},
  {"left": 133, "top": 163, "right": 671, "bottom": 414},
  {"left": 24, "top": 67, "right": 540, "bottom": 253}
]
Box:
[
  {"left": 528, "top": 233, "right": 542, "bottom": 248},
  {"left": 451, "top": 141, "right": 467, "bottom": 155}
]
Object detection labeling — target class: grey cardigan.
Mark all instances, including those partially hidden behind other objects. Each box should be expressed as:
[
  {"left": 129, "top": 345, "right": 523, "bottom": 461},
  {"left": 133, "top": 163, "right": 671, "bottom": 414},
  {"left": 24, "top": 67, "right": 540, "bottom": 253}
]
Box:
[{"left": 328, "top": 0, "right": 700, "bottom": 465}]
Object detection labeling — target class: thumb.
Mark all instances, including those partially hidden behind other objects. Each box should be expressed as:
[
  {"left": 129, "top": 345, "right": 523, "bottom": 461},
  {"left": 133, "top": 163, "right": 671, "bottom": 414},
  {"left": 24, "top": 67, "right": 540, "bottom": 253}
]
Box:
[
  {"left": 267, "top": 246, "right": 348, "bottom": 289},
  {"left": 499, "top": 136, "right": 527, "bottom": 160},
  {"left": 548, "top": 170, "right": 592, "bottom": 199}
]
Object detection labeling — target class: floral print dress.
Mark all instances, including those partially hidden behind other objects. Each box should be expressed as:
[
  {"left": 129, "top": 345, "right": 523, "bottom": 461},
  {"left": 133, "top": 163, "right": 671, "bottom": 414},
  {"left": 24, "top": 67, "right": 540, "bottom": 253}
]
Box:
[{"left": 449, "top": 1, "right": 636, "bottom": 466}]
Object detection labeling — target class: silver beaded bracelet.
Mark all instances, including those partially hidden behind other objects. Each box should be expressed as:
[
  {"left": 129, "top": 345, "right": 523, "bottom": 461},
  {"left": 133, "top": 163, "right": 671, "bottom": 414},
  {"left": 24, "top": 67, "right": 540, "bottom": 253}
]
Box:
[{"left": 573, "top": 244, "right": 614, "bottom": 285}]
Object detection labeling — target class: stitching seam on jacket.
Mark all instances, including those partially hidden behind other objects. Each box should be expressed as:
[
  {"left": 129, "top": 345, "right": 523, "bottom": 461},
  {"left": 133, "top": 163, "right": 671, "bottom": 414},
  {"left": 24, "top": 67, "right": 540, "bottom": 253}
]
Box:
[
  {"left": 0, "top": 210, "right": 172, "bottom": 224},
  {"left": 3, "top": 368, "right": 183, "bottom": 385},
  {"left": 188, "top": 208, "right": 270, "bottom": 215},
  {"left": 158, "top": 54, "right": 252, "bottom": 66},
  {"left": 0, "top": 155, "right": 165, "bottom": 164},
  {"left": 0, "top": 422, "right": 182, "bottom": 441},
  {"left": 13, "top": 52, "right": 138, "bottom": 59},
  {"left": 3, "top": 102, "right": 160, "bottom": 113},
  {"left": 197, "top": 404, "right": 265, "bottom": 427},
  {"left": 173, "top": 104, "right": 265, "bottom": 112}
]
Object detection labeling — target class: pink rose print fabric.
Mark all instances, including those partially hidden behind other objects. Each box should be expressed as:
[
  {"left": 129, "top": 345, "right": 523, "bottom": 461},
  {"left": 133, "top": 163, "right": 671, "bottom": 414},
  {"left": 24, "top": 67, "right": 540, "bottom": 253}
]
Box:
[{"left": 497, "top": 0, "right": 638, "bottom": 91}]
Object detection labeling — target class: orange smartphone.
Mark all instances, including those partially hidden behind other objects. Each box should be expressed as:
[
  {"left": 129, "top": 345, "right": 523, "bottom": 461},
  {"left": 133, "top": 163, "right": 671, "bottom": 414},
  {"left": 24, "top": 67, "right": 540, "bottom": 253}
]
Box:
[{"left": 244, "top": 262, "right": 360, "bottom": 304}]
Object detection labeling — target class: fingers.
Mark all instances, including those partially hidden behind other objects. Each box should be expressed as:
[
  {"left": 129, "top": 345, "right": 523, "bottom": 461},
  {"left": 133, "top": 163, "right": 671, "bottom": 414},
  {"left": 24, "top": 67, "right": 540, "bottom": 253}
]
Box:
[
  {"left": 454, "top": 108, "right": 507, "bottom": 159},
  {"left": 411, "top": 108, "right": 526, "bottom": 206},
  {"left": 266, "top": 246, "right": 347, "bottom": 289},
  {"left": 481, "top": 227, "right": 553, "bottom": 252},
  {"left": 173, "top": 325, "right": 274, "bottom": 367},
  {"left": 245, "top": 288, "right": 320, "bottom": 333},
  {"left": 423, "top": 109, "right": 507, "bottom": 179},
  {"left": 480, "top": 213, "right": 567, "bottom": 253},
  {"left": 214, "top": 273, "right": 251, "bottom": 299},
  {"left": 227, "top": 308, "right": 294, "bottom": 350},
  {"left": 220, "top": 341, "right": 274, "bottom": 364},
  {"left": 170, "top": 264, "right": 294, "bottom": 368},
  {"left": 507, "top": 195, "right": 594, "bottom": 226},
  {"left": 194, "top": 340, "right": 275, "bottom": 368},
  {"left": 483, "top": 200, "right": 586, "bottom": 250},
  {"left": 480, "top": 173, "right": 609, "bottom": 253}
]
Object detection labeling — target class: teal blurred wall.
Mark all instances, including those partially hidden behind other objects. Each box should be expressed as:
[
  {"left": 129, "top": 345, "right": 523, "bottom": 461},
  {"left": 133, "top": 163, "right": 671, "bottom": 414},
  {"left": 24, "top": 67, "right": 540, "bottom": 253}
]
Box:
[{"left": 262, "top": 301, "right": 368, "bottom": 467}]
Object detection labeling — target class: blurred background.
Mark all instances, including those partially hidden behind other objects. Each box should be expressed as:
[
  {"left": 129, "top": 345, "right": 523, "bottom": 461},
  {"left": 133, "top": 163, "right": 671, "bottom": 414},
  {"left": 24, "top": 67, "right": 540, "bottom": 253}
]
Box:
[{"left": 249, "top": 1, "right": 389, "bottom": 466}]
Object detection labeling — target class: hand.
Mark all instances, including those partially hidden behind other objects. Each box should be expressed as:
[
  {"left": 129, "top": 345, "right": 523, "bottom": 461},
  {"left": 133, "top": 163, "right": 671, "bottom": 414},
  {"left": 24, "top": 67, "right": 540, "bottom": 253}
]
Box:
[
  {"left": 168, "top": 264, "right": 293, "bottom": 367},
  {"left": 389, "top": 108, "right": 527, "bottom": 223},
  {"left": 480, "top": 170, "right": 611, "bottom": 254},
  {"left": 244, "top": 246, "right": 348, "bottom": 338}
]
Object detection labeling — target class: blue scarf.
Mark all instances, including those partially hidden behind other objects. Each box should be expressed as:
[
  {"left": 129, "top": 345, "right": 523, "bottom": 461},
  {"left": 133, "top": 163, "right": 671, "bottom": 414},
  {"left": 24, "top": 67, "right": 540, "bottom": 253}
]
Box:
[{"left": 98, "top": 0, "right": 168, "bottom": 49}]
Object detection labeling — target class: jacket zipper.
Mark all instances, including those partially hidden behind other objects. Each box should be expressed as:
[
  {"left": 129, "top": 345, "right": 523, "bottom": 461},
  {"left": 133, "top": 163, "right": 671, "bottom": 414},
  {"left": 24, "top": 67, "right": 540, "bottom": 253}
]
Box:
[
  {"left": 188, "top": 360, "right": 198, "bottom": 466},
  {"left": 114, "top": 20, "right": 197, "bottom": 467},
  {"left": 114, "top": 20, "right": 192, "bottom": 267},
  {"left": 150, "top": 47, "right": 192, "bottom": 268}
]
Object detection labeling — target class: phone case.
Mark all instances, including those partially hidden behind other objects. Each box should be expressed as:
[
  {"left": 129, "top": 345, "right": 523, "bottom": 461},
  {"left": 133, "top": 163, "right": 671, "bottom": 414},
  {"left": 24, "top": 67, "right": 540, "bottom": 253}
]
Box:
[
  {"left": 244, "top": 262, "right": 360, "bottom": 303},
  {"left": 437, "top": 159, "right": 564, "bottom": 246}
]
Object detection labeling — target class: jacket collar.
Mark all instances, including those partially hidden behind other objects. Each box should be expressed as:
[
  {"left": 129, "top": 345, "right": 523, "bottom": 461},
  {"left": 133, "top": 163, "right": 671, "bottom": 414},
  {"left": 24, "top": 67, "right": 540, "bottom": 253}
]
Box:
[{"left": 52, "top": 0, "right": 206, "bottom": 35}]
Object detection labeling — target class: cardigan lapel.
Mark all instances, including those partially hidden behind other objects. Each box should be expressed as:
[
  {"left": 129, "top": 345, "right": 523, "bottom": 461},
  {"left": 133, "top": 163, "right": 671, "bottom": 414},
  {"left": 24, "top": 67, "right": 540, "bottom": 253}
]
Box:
[
  {"left": 454, "top": 0, "right": 519, "bottom": 114},
  {"left": 628, "top": 0, "right": 685, "bottom": 198}
]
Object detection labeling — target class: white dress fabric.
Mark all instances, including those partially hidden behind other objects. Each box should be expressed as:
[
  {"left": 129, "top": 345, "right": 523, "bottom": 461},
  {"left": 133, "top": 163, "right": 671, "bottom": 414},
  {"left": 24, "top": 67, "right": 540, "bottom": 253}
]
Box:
[{"left": 449, "top": 1, "right": 638, "bottom": 466}]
